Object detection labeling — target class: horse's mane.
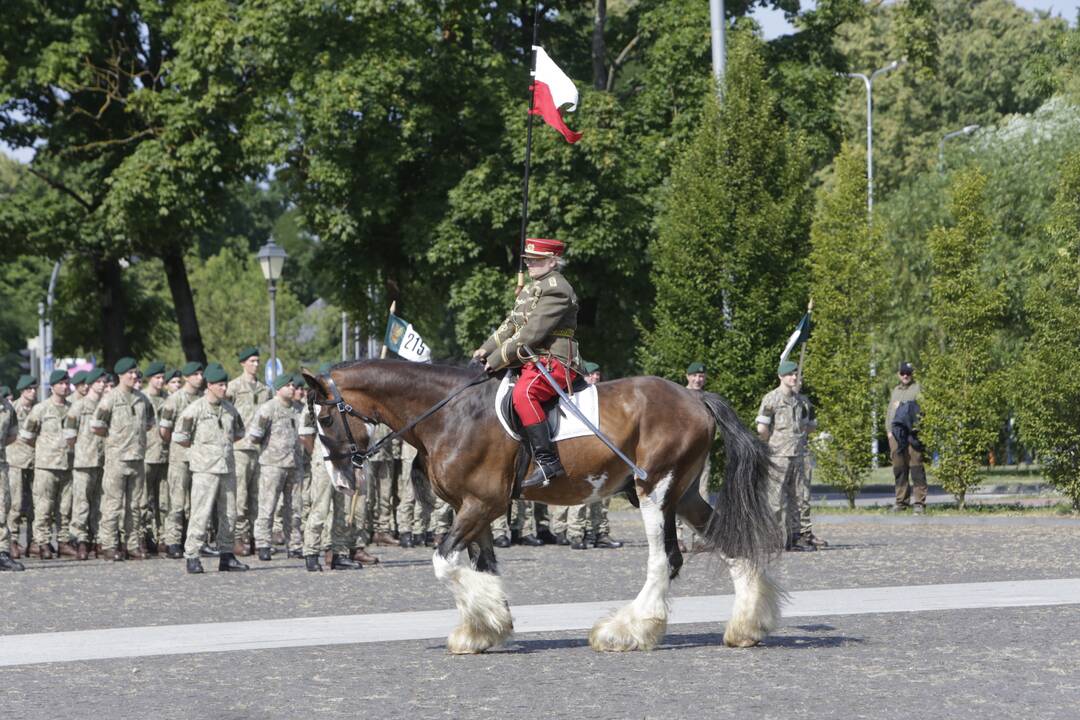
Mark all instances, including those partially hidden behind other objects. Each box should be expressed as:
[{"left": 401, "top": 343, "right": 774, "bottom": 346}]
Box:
[{"left": 331, "top": 358, "right": 501, "bottom": 418}]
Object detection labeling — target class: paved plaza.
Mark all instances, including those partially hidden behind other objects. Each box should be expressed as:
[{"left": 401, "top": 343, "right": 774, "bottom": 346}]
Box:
[{"left": 2, "top": 511, "right": 1079, "bottom": 719}]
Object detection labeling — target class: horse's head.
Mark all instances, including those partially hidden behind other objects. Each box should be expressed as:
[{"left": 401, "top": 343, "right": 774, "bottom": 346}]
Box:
[{"left": 302, "top": 367, "right": 374, "bottom": 494}]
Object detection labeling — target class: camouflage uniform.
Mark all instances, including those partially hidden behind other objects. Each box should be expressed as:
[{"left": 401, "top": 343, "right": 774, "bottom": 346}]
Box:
[
  {"left": 756, "top": 385, "right": 813, "bottom": 545},
  {"left": 93, "top": 385, "right": 154, "bottom": 554},
  {"left": 0, "top": 398, "right": 19, "bottom": 554},
  {"left": 175, "top": 395, "right": 244, "bottom": 559},
  {"left": 65, "top": 391, "right": 105, "bottom": 545},
  {"left": 227, "top": 374, "right": 271, "bottom": 546},
  {"left": 248, "top": 395, "right": 309, "bottom": 551},
  {"left": 302, "top": 446, "right": 352, "bottom": 559},
  {"left": 159, "top": 387, "right": 201, "bottom": 546},
  {"left": 7, "top": 398, "right": 36, "bottom": 548},
  {"left": 365, "top": 424, "right": 397, "bottom": 540},
  {"left": 394, "top": 440, "right": 427, "bottom": 540},
  {"left": 23, "top": 396, "right": 73, "bottom": 549},
  {"left": 887, "top": 380, "right": 926, "bottom": 509},
  {"left": 144, "top": 385, "right": 170, "bottom": 547}
]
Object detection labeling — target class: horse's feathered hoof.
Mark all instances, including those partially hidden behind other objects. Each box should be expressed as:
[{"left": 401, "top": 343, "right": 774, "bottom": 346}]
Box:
[{"left": 588, "top": 606, "right": 667, "bottom": 652}]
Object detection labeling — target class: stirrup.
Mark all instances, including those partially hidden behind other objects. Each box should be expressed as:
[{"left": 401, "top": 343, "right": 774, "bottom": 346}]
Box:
[{"left": 521, "top": 462, "right": 563, "bottom": 490}]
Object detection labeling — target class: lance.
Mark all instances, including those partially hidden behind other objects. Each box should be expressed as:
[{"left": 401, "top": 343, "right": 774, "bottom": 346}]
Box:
[
  {"left": 796, "top": 298, "right": 813, "bottom": 390},
  {"left": 516, "top": 0, "right": 542, "bottom": 295}
]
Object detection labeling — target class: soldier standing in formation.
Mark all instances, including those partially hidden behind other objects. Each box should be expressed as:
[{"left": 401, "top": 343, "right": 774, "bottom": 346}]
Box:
[
  {"left": 65, "top": 368, "right": 106, "bottom": 559},
  {"left": 249, "top": 374, "right": 305, "bottom": 561},
  {"left": 0, "top": 384, "right": 24, "bottom": 571},
  {"left": 7, "top": 375, "right": 37, "bottom": 558},
  {"left": 174, "top": 363, "right": 248, "bottom": 574},
  {"left": 365, "top": 423, "right": 398, "bottom": 547},
  {"left": 227, "top": 347, "right": 272, "bottom": 556},
  {"left": 394, "top": 438, "right": 427, "bottom": 548},
  {"left": 21, "top": 369, "right": 74, "bottom": 559},
  {"left": 142, "top": 361, "right": 170, "bottom": 554},
  {"left": 887, "top": 362, "right": 926, "bottom": 513},
  {"left": 92, "top": 357, "right": 155, "bottom": 560},
  {"left": 158, "top": 361, "right": 204, "bottom": 558}
]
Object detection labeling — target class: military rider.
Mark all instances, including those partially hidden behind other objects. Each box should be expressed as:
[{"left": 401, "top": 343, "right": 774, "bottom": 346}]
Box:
[{"left": 472, "top": 237, "right": 581, "bottom": 489}]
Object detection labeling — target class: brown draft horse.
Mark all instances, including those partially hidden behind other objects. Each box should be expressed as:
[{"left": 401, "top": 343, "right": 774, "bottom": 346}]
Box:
[{"left": 304, "top": 359, "right": 784, "bottom": 654}]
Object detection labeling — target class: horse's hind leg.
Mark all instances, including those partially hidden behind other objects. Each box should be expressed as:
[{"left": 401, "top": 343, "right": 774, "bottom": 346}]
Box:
[
  {"left": 432, "top": 502, "right": 513, "bottom": 654},
  {"left": 588, "top": 472, "right": 675, "bottom": 652},
  {"left": 677, "top": 492, "right": 783, "bottom": 648}
]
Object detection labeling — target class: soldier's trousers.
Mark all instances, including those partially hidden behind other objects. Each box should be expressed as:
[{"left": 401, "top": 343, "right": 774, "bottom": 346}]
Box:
[
  {"left": 428, "top": 497, "right": 453, "bottom": 536},
  {"left": 70, "top": 467, "right": 103, "bottom": 544},
  {"left": 492, "top": 500, "right": 546, "bottom": 538},
  {"left": 889, "top": 437, "right": 927, "bottom": 507},
  {"left": 567, "top": 499, "right": 612, "bottom": 540},
  {"left": 676, "top": 456, "right": 711, "bottom": 543},
  {"left": 768, "top": 455, "right": 811, "bottom": 543},
  {"left": 32, "top": 467, "right": 72, "bottom": 546},
  {"left": 163, "top": 460, "right": 192, "bottom": 546},
  {"left": 233, "top": 449, "right": 260, "bottom": 543},
  {"left": 255, "top": 465, "right": 296, "bottom": 550},
  {"left": 394, "top": 454, "right": 429, "bottom": 536},
  {"left": 99, "top": 459, "right": 145, "bottom": 552},
  {"left": 184, "top": 471, "right": 236, "bottom": 560},
  {"left": 0, "top": 465, "right": 10, "bottom": 554},
  {"left": 7, "top": 467, "right": 33, "bottom": 546},
  {"left": 365, "top": 460, "right": 396, "bottom": 534},
  {"left": 144, "top": 462, "right": 168, "bottom": 545},
  {"left": 303, "top": 461, "right": 350, "bottom": 556}
]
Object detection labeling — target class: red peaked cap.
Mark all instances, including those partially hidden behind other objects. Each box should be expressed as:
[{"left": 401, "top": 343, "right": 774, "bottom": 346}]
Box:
[{"left": 524, "top": 238, "right": 565, "bottom": 258}]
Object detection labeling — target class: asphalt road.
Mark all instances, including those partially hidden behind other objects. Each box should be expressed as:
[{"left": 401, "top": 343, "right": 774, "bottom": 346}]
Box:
[{"left": 2, "top": 511, "right": 1078, "bottom": 719}]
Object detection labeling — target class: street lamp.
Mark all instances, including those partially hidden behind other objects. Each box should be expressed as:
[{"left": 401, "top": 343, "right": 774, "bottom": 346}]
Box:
[
  {"left": 840, "top": 59, "right": 904, "bottom": 218},
  {"left": 256, "top": 239, "right": 288, "bottom": 382},
  {"left": 938, "top": 124, "right": 980, "bottom": 172}
]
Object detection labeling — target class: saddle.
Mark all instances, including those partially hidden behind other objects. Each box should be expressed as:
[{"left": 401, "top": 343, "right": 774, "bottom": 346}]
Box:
[{"left": 496, "top": 370, "right": 590, "bottom": 439}]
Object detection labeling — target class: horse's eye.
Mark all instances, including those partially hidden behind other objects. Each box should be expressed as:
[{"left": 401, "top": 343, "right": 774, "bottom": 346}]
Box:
[{"left": 318, "top": 415, "right": 334, "bottom": 428}]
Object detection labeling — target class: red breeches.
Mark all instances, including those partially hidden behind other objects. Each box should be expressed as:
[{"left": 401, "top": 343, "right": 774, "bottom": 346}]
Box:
[{"left": 512, "top": 359, "right": 576, "bottom": 427}]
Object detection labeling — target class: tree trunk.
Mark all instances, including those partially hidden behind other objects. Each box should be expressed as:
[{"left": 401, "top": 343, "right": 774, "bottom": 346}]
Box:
[
  {"left": 161, "top": 249, "right": 207, "bottom": 364},
  {"left": 956, "top": 490, "right": 965, "bottom": 510},
  {"left": 847, "top": 490, "right": 856, "bottom": 509},
  {"left": 592, "top": 0, "right": 607, "bottom": 90},
  {"left": 95, "top": 257, "right": 130, "bottom": 369}
]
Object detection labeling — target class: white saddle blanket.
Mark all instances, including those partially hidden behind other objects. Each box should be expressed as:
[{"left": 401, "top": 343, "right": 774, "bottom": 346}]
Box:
[{"left": 495, "top": 373, "right": 600, "bottom": 442}]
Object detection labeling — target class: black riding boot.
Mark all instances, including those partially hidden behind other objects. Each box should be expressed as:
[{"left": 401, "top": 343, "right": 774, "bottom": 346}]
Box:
[{"left": 521, "top": 423, "right": 565, "bottom": 489}]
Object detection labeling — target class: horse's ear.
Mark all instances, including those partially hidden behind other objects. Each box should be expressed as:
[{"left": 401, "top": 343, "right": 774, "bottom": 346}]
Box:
[{"left": 301, "top": 368, "right": 328, "bottom": 398}]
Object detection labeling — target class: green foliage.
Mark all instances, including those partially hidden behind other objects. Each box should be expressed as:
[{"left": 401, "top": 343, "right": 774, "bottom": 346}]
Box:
[
  {"left": 893, "top": 0, "right": 939, "bottom": 80},
  {"left": 920, "top": 169, "right": 1006, "bottom": 507},
  {"left": 1015, "top": 152, "right": 1080, "bottom": 510},
  {"left": 806, "top": 144, "right": 885, "bottom": 507},
  {"left": 640, "top": 30, "right": 812, "bottom": 417}
]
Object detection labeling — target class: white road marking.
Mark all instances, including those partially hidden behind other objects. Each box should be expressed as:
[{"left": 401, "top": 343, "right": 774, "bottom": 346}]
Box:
[{"left": 1, "top": 578, "right": 1077, "bottom": 667}]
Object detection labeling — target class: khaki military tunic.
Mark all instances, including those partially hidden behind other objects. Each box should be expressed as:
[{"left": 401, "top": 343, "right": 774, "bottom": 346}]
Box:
[
  {"left": 6, "top": 398, "right": 35, "bottom": 542},
  {"left": 756, "top": 386, "right": 814, "bottom": 541},
  {"left": 158, "top": 387, "right": 201, "bottom": 546},
  {"left": 23, "top": 398, "right": 73, "bottom": 546},
  {"left": 65, "top": 393, "right": 105, "bottom": 544},
  {"left": 175, "top": 395, "right": 244, "bottom": 559},
  {"left": 0, "top": 398, "right": 18, "bottom": 553},
  {"left": 144, "top": 388, "right": 170, "bottom": 544},
  {"left": 249, "top": 396, "right": 301, "bottom": 548},
  {"left": 228, "top": 375, "right": 271, "bottom": 544},
  {"left": 479, "top": 270, "right": 581, "bottom": 371},
  {"left": 93, "top": 386, "right": 154, "bottom": 552}
]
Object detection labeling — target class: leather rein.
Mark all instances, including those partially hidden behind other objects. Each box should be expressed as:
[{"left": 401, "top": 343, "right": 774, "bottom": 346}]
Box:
[{"left": 310, "top": 370, "right": 493, "bottom": 469}]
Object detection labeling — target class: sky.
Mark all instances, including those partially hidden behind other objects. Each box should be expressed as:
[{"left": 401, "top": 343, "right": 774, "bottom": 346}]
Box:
[{"left": 3, "top": 1, "right": 1079, "bottom": 163}]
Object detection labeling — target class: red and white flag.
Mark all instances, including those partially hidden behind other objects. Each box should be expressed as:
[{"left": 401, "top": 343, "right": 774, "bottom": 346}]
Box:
[{"left": 530, "top": 46, "right": 583, "bottom": 144}]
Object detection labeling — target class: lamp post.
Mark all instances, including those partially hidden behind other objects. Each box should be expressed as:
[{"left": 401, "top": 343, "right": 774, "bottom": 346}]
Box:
[
  {"left": 841, "top": 59, "right": 904, "bottom": 218},
  {"left": 938, "top": 124, "right": 980, "bottom": 172},
  {"left": 256, "top": 240, "right": 288, "bottom": 382},
  {"left": 710, "top": 0, "right": 725, "bottom": 91}
]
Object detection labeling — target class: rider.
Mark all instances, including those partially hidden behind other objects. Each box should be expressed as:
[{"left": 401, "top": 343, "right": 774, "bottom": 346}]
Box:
[{"left": 473, "top": 238, "right": 581, "bottom": 489}]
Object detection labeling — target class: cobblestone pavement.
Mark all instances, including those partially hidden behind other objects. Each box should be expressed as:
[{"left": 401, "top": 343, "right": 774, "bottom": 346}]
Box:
[{"left": 2, "top": 511, "right": 1078, "bottom": 718}]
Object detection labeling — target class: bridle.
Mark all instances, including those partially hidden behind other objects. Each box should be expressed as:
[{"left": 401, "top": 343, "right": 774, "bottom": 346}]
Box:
[{"left": 309, "top": 369, "right": 494, "bottom": 469}]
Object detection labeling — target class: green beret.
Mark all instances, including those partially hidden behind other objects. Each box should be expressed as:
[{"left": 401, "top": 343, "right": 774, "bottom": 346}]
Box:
[
  {"left": 237, "top": 346, "right": 260, "bottom": 362},
  {"left": 204, "top": 363, "right": 229, "bottom": 384},
  {"left": 180, "top": 361, "right": 204, "bottom": 377},
  {"left": 70, "top": 370, "right": 87, "bottom": 386},
  {"left": 583, "top": 361, "right": 600, "bottom": 374},
  {"left": 85, "top": 368, "right": 105, "bottom": 384},
  {"left": 114, "top": 357, "right": 138, "bottom": 375},
  {"left": 48, "top": 369, "right": 69, "bottom": 385},
  {"left": 777, "top": 360, "right": 798, "bottom": 376},
  {"left": 273, "top": 374, "right": 293, "bottom": 391},
  {"left": 0, "top": 386, "right": 10, "bottom": 397},
  {"left": 15, "top": 375, "right": 35, "bottom": 392},
  {"left": 317, "top": 362, "right": 333, "bottom": 375},
  {"left": 144, "top": 360, "right": 166, "bottom": 377},
  {"left": 686, "top": 361, "right": 706, "bottom": 375},
  {"left": 292, "top": 373, "right": 307, "bottom": 387},
  {"left": 166, "top": 369, "right": 181, "bottom": 381}
]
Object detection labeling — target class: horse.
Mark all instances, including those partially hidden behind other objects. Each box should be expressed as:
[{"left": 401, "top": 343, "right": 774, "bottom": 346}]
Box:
[{"left": 303, "top": 359, "right": 784, "bottom": 654}]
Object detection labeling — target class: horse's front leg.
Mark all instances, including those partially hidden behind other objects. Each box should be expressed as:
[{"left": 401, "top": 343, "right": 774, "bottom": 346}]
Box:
[
  {"left": 433, "top": 499, "right": 513, "bottom": 654},
  {"left": 589, "top": 471, "right": 676, "bottom": 652}
]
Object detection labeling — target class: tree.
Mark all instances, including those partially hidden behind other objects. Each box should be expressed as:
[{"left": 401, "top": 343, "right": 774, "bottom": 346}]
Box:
[
  {"left": 1015, "top": 152, "right": 1080, "bottom": 511},
  {"left": 920, "top": 168, "right": 1005, "bottom": 508},
  {"left": 805, "top": 144, "right": 886, "bottom": 507},
  {"left": 639, "top": 30, "right": 812, "bottom": 417}
]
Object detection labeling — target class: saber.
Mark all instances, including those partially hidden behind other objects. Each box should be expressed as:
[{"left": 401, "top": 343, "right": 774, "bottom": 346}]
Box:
[{"left": 522, "top": 347, "right": 648, "bottom": 481}]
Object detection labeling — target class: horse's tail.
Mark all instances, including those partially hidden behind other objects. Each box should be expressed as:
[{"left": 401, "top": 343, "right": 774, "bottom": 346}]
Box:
[{"left": 698, "top": 391, "right": 783, "bottom": 565}]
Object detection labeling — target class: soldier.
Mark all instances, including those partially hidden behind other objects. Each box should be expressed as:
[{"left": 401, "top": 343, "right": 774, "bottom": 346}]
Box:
[
  {"left": 70, "top": 371, "right": 88, "bottom": 399},
  {"left": 22, "top": 369, "right": 75, "bottom": 559},
  {"left": 674, "top": 361, "right": 710, "bottom": 552},
  {"left": 566, "top": 362, "right": 622, "bottom": 550},
  {"left": 887, "top": 361, "right": 926, "bottom": 514},
  {"left": 394, "top": 439, "right": 427, "bottom": 548},
  {"left": 365, "top": 423, "right": 398, "bottom": 546},
  {"left": 7, "top": 375, "right": 37, "bottom": 558},
  {"left": 473, "top": 237, "right": 581, "bottom": 488},
  {"left": 166, "top": 369, "right": 183, "bottom": 394},
  {"left": 249, "top": 374, "right": 304, "bottom": 561},
  {"left": 276, "top": 376, "right": 309, "bottom": 557},
  {"left": 227, "top": 347, "right": 272, "bottom": 556},
  {"left": 756, "top": 360, "right": 819, "bottom": 552},
  {"left": 142, "top": 361, "right": 170, "bottom": 554},
  {"left": 64, "top": 368, "right": 107, "bottom": 560},
  {"left": 93, "top": 357, "right": 155, "bottom": 560},
  {"left": 158, "top": 361, "right": 204, "bottom": 558},
  {"left": 0, "top": 385, "right": 25, "bottom": 571},
  {"left": 174, "top": 363, "right": 248, "bottom": 574}
]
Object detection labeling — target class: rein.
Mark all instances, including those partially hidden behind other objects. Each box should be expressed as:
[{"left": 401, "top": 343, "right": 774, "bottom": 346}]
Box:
[{"left": 314, "top": 369, "right": 494, "bottom": 468}]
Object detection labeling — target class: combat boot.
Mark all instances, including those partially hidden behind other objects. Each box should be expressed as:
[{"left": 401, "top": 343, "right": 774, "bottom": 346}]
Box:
[
  {"left": 165, "top": 544, "right": 184, "bottom": 559},
  {"left": 76, "top": 542, "right": 89, "bottom": 561},
  {"left": 331, "top": 553, "right": 363, "bottom": 570},
  {"left": 57, "top": 541, "right": 79, "bottom": 558},
  {"left": 233, "top": 539, "right": 251, "bottom": 557},
  {"left": 399, "top": 532, "right": 414, "bottom": 548},
  {"left": 423, "top": 531, "right": 435, "bottom": 547},
  {"left": 593, "top": 534, "right": 623, "bottom": 549},
  {"left": 11, "top": 542, "right": 22, "bottom": 559},
  {"left": 186, "top": 558, "right": 204, "bottom": 574},
  {"left": 257, "top": 547, "right": 273, "bottom": 561},
  {"left": 199, "top": 544, "right": 220, "bottom": 558},
  {"left": 305, "top": 554, "right": 323, "bottom": 572},
  {"left": 37, "top": 543, "right": 54, "bottom": 560},
  {"left": 570, "top": 536, "right": 589, "bottom": 550},
  {"left": 536, "top": 528, "right": 559, "bottom": 545},
  {"left": 0, "top": 552, "right": 25, "bottom": 571},
  {"left": 521, "top": 423, "right": 565, "bottom": 489},
  {"left": 218, "top": 553, "right": 249, "bottom": 571},
  {"left": 371, "top": 531, "right": 396, "bottom": 546},
  {"left": 807, "top": 533, "right": 829, "bottom": 547},
  {"left": 493, "top": 534, "right": 511, "bottom": 548},
  {"left": 102, "top": 547, "right": 123, "bottom": 561},
  {"left": 790, "top": 534, "right": 817, "bottom": 552},
  {"left": 554, "top": 531, "right": 570, "bottom": 546},
  {"left": 352, "top": 547, "right": 379, "bottom": 564}
]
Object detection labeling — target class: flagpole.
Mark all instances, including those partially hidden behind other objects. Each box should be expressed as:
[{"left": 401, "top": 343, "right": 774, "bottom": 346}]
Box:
[
  {"left": 517, "top": 0, "right": 542, "bottom": 294},
  {"left": 380, "top": 301, "right": 396, "bottom": 359},
  {"left": 796, "top": 298, "right": 813, "bottom": 390}
]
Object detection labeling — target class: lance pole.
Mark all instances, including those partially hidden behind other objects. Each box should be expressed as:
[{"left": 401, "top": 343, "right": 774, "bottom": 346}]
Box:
[
  {"left": 516, "top": 0, "right": 542, "bottom": 294},
  {"left": 380, "top": 301, "right": 396, "bottom": 359},
  {"left": 796, "top": 298, "right": 813, "bottom": 390}
]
